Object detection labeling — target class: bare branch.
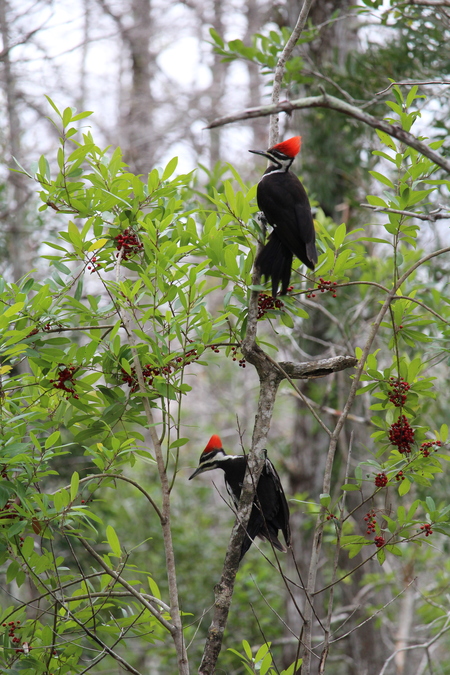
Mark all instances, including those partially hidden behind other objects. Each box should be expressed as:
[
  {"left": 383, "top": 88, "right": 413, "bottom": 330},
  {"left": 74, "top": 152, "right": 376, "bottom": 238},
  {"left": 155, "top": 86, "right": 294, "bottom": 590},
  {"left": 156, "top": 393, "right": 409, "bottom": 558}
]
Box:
[
  {"left": 375, "top": 79, "right": 450, "bottom": 96},
  {"left": 278, "top": 355, "right": 357, "bottom": 380},
  {"left": 207, "top": 93, "right": 450, "bottom": 174},
  {"left": 361, "top": 202, "right": 450, "bottom": 222},
  {"left": 378, "top": 614, "right": 450, "bottom": 675}
]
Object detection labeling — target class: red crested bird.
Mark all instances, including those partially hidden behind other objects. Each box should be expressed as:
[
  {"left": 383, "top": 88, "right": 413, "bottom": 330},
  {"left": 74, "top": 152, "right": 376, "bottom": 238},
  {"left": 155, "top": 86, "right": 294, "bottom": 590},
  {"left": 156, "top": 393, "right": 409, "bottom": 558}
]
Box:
[
  {"left": 249, "top": 135, "right": 318, "bottom": 297},
  {"left": 189, "top": 434, "right": 291, "bottom": 560}
]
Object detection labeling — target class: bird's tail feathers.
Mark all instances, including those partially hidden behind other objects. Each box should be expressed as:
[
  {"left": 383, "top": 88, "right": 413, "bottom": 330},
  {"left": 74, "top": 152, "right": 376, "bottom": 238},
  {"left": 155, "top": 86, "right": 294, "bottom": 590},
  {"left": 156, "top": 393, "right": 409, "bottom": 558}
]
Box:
[
  {"left": 306, "top": 240, "right": 318, "bottom": 269},
  {"left": 255, "top": 234, "right": 293, "bottom": 297}
]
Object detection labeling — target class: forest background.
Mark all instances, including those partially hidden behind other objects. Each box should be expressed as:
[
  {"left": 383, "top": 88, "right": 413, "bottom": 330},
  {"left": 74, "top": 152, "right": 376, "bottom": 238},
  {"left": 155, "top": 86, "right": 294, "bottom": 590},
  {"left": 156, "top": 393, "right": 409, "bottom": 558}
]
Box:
[{"left": 1, "top": 0, "right": 450, "bottom": 674}]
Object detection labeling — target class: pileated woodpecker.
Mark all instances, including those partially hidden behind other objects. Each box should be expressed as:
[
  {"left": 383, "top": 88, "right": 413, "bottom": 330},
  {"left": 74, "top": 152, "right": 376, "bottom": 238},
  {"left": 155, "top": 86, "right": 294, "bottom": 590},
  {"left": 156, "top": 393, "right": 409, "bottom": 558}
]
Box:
[
  {"left": 250, "top": 135, "right": 318, "bottom": 297},
  {"left": 189, "top": 435, "right": 291, "bottom": 560}
]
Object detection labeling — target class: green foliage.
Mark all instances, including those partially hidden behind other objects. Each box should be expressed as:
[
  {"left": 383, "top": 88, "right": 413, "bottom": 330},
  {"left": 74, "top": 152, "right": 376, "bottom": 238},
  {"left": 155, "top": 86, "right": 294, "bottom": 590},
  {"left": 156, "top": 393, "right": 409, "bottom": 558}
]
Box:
[
  {"left": 228, "top": 640, "right": 301, "bottom": 675},
  {"left": 0, "top": 97, "right": 266, "bottom": 673},
  {"left": 1, "top": 81, "right": 450, "bottom": 673}
]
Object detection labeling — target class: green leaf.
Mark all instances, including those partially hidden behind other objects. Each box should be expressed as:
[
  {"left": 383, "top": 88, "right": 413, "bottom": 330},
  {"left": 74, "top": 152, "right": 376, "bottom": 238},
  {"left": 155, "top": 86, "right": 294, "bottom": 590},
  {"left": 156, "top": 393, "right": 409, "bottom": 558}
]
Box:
[
  {"left": 45, "top": 95, "right": 62, "bottom": 117},
  {"left": 169, "top": 438, "right": 189, "bottom": 449},
  {"left": 260, "top": 652, "right": 273, "bottom": 675},
  {"left": 45, "top": 430, "right": 61, "bottom": 450},
  {"left": 70, "top": 471, "right": 80, "bottom": 501},
  {"left": 255, "top": 642, "right": 270, "bottom": 663},
  {"left": 242, "top": 640, "right": 253, "bottom": 659},
  {"left": 375, "top": 129, "right": 397, "bottom": 150},
  {"left": 147, "top": 575, "right": 161, "bottom": 599},
  {"left": 209, "top": 27, "right": 225, "bottom": 48},
  {"left": 320, "top": 493, "right": 331, "bottom": 507},
  {"left": 21, "top": 537, "right": 34, "bottom": 560},
  {"left": 398, "top": 478, "right": 411, "bottom": 496},
  {"left": 376, "top": 547, "right": 386, "bottom": 565},
  {"left": 162, "top": 156, "right": 178, "bottom": 181},
  {"left": 280, "top": 312, "right": 294, "bottom": 328},
  {"left": 366, "top": 195, "right": 387, "bottom": 207},
  {"left": 106, "top": 525, "right": 122, "bottom": 557},
  {"left": 6, "top": 560, "right": 19, "bottom": 584},
  {"left": 333, "top": 222, "right": 346, "bottom": 249},
  {"left": 369, "top": 171, "right": 395, "bottom": 189}
]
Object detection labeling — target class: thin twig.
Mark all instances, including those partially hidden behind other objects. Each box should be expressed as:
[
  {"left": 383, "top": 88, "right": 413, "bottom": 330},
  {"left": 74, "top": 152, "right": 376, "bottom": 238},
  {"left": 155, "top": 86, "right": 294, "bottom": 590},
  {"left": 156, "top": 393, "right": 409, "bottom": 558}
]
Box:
[
  {"left": 319, "top": 433, "right": 353, "bottom": 674},
  {"left": 361, "top": 202, "right": 449, "bottom": 222},
  {"left": 378, "top": 613, "right": 450, "bottom": 675},
  {"left": 76, "top": 534, "right": 175, "bottom": 632}
]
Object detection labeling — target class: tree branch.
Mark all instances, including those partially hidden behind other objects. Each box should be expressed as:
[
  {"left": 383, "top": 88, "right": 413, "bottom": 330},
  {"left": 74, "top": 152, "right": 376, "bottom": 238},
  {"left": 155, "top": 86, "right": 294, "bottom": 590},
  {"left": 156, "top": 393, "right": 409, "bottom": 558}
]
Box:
[
  {"left": 207, "top": 93, "right": 450, "bottom": 174},
  {"left": 361, "top": 202, "right": 449, "bottom": 222}
]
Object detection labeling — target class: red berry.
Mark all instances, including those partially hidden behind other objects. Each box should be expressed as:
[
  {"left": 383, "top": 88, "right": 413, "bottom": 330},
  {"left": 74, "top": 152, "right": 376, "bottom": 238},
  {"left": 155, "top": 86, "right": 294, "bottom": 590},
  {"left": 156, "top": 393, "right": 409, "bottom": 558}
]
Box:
[
  {"left": 389, "top": 415, "right": 414, "bottom": 453},
  {"left": 375, "top": 472, "right": 388, "bottom": 488}
]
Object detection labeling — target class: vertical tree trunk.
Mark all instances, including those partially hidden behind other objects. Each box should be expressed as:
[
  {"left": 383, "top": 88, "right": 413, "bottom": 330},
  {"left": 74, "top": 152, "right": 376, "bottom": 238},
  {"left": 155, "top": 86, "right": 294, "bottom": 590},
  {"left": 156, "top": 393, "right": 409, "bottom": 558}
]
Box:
[
  {"left": 208, "top": 0, "right": 227, "bottom": 168},
  {"left": 123, "top": 0, "right": 155, "bottom": 173},
  {"left": 0, "top": 0, "right": 32, "bottom": 282}
]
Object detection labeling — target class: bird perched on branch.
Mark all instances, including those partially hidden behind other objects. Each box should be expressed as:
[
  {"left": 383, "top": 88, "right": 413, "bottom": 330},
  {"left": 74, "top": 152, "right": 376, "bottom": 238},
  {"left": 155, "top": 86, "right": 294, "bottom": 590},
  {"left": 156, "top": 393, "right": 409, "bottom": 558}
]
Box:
[
  {"left": 249, "top": 135, "right": 318, "bottom": 297},
  {"left": 189, "top": 434, "right": 291, "bottom": 560}
]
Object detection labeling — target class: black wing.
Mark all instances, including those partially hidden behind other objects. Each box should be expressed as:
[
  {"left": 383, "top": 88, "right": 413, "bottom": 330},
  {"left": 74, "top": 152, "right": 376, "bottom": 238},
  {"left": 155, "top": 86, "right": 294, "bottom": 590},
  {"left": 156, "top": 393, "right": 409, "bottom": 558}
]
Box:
[
  {"left": 256, "top": 171, "right": 317, "bottom": 270},
  {"left": 261, "top": 457, "right": 291, "bottom": 549}
]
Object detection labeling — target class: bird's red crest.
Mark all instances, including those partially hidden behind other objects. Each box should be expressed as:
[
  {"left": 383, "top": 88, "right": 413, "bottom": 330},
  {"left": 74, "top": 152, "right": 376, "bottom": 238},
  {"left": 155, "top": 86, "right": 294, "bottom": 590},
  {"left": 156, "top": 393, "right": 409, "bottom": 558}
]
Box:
[
  {"left": 270, "top": 136, "right": 301, "bottom": 158},
  {"left": 203, "top": 434, "right": 223, "bottom": 454}
]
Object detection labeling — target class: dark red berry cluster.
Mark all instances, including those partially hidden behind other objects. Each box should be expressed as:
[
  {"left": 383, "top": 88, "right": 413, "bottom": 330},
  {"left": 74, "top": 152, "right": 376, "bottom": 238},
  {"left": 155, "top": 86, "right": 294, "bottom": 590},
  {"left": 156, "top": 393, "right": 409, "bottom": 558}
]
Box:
[
  {"left": 395, "top": 470, "right": 405, "bottom": 481},
  {"left": 420, "top": 523, "right": 433, "bottom": 536},
  {"left": 306, "top": 278, "right": 337, "bottom": 299},
  {"left": 375, "top": 472, "right": 388, "bottom": 488},
  {"left": 420, "top": 440, "right": 442, "bottom": 457},
  {"left": 2, "top": 620, "right": 28, "bottom": 652},
  {"left": 115, "top": 228, "right": 143, "bottom": 260},
  {"left": 50, "top": 365, "right": 78, "bottom": 399},
  {"left": 257, "top": 293, "right": 284, "bottom": 319},
  {"left": 121, "top": 350, "right": 202, "bottom": 392},
  {"left": 388, "top": 415, "right": 415, "bottom": 454},
  {"left": 230, "top": 346, "right": 246, "bottom": 368},
  {"left": 185, "top": 349, "right": 199, "bottom": 363},
  {"left": 364, "top": 509, "right": 377, "bottom": 534},
  {"left": 374, "top": 535, "right": 385, "bottom": 548},
  {"left": 326, "top": 512, "right": 337, "bottom": 521},
  {"left": 209, "top": 345, "right": 220, "bottom": 353},
  {"left": 121, "top": 363, "right": 170, "bottom": 393},
  {"left": 388, "top": 377, "right": 410, "bottom": 407},
  {"left": 120, "top": 367, "right": 138, "bottom": 392},
  {"left": 27, "top": 322, "right": 63, "bottom": 337},
  {"left": 87, "top": 256, "right": 101, "bottom": 273}
]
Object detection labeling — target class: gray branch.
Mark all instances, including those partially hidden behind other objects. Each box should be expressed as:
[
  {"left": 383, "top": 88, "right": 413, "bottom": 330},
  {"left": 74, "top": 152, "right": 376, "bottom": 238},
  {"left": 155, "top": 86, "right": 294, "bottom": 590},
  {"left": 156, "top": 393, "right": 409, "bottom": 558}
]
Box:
[{"left": 207, "top": 93, "right": 450, "bottom": 175}]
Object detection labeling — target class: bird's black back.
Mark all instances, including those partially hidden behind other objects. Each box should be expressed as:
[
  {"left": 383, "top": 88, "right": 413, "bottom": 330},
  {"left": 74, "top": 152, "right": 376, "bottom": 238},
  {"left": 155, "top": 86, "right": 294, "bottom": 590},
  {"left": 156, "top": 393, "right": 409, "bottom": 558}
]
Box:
[
  {"left": 220, "top": 455, "right": 291, "bottom": 560},
  {"left": 255, "top": 170, "right": 317, "bottom": 295},
  {"left": 257, "top": 170, "right": 317, "bottom": 266}
]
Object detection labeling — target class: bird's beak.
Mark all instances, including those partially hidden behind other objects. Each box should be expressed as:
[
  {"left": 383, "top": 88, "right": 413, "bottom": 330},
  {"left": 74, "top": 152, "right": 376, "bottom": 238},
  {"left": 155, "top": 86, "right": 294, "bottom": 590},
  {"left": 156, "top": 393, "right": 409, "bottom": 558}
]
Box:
[
  {"left": 189, "top": 465, "right": 205, "bottom": 480},
  {"left": 249, "top": 149, "right": 271, "bottom": 159}
]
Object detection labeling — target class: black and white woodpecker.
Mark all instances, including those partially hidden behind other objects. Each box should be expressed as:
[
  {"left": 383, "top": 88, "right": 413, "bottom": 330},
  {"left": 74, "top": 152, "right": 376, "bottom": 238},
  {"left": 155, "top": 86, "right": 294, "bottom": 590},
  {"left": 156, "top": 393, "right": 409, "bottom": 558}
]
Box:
[
  {"left": 189, "top": 435, "right": 291, "bottom": 560},
  {"left": 249, "top": 135, "right": 318, "bottom": 297}
]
